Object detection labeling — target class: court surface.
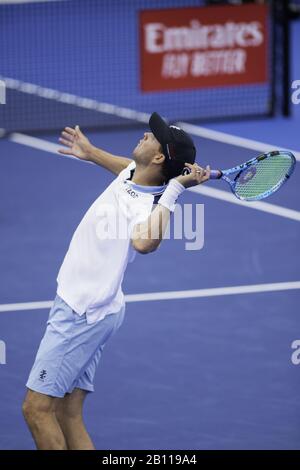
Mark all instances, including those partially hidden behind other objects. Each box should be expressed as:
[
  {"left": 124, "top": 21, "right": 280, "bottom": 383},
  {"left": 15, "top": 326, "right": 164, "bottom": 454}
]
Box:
[{"left": 0, "top": 121, "right": 299, "bottom": 450}]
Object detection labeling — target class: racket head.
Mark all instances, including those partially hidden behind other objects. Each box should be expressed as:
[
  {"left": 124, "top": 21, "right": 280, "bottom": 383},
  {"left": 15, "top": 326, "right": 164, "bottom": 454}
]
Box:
[{"left": 231, "top": 151, "right": 296, "bottom": 201}]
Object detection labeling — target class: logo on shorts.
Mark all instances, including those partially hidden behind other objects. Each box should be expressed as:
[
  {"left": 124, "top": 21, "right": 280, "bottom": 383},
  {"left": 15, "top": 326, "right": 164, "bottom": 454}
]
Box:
[{"left": 39, "top": 369, "right": 47, "bottom": 381}]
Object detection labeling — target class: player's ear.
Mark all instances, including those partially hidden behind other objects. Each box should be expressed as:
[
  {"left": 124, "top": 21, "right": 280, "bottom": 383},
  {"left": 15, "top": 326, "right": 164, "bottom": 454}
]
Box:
[{"left": 152, "top": 152, "right": 165, "bottom": 165}]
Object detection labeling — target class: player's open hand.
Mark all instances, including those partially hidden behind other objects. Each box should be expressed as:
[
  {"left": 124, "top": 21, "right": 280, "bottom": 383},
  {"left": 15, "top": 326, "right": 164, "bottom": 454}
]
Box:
[
  {"left": 175, "top": 163, "right": 210, "bottom": 188},
  {"left": 58, "top": 125, "right": 92, "bottom": 160}
]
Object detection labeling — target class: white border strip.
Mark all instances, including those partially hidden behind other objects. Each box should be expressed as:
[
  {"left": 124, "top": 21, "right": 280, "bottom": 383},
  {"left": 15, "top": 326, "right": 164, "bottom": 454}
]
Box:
[
  {"left": 177, "top": 122, "right": 300, "bottom": 162},
  {"left": 1, "top": 281, "right": 300, "bottom": 313}
]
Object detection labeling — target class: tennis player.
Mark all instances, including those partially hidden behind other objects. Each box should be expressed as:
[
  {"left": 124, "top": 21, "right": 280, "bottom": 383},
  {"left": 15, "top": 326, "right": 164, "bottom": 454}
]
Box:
[{"left": 22, "top": 112, "right": 210, "bottom": 450}]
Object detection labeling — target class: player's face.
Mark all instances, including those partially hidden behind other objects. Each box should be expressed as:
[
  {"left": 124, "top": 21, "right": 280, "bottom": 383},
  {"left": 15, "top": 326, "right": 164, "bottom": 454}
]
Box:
[{"left": 133, "top": 132, "right": 163, "bottom": 164}]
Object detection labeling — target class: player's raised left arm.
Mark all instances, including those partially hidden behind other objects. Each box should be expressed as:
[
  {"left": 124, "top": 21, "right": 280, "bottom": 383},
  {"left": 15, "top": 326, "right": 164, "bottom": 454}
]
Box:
[{"left": 58, "top": 125, "right": 132, "bottom": 175}]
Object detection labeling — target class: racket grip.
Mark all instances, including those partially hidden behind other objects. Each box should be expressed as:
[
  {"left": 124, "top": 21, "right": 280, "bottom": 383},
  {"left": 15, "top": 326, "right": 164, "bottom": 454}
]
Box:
[
  {"left": 181, "top": 167, "right": 222, "bottom": 179},
  {"left": 210, "top": 169, "right": 222, "bottom": 179}
]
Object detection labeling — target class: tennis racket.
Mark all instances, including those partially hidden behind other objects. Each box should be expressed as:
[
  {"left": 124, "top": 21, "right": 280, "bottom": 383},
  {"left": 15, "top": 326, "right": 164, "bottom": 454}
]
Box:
[{"left": 202, "top": 150, "right": 295, "bottom": 201}]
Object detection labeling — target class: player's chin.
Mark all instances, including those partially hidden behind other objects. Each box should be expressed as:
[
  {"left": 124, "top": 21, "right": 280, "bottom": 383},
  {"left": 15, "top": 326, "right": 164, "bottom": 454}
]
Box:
[{"left": 132, "top": 147, "right": 141, "bottom": 161}]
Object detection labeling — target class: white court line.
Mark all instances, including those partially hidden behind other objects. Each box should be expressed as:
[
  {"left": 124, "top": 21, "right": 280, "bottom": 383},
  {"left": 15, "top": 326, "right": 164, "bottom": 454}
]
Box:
[
  {"left": 177, "top": 122, "right": 300, "bottom": 162},
  {"left": 8, "top": 132, "right": 300, "bottom": 222},
  {"left": 0, "top": 281, "right": 300, "bottom": 313},
  {"left": 9, "top": 133, "right": 93, "bottom": 164},
  {"left": 189, "top": 185, "right": 300, "bottom": 222},
  {"left": 10, "top": 133, "right": 61, "bottom": 154}
]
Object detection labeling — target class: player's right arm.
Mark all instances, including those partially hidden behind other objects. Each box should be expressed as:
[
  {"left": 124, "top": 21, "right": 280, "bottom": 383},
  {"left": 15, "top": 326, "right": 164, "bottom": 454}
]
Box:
[
  {"left": 131, "top": 164, "right": 210, "bottom": 254},
  {"left": 58, "top": 125, "right": 132, "bottom": 175}
]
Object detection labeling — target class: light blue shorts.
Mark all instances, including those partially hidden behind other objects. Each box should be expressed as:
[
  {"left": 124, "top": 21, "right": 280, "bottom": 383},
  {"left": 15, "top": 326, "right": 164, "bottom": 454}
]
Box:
[{"left": 26, "top": 295, "right": 125, "bottom": 398}]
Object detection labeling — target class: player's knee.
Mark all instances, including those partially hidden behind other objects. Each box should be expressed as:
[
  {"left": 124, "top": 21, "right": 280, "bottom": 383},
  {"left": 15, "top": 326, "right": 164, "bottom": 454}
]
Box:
[
  {"left": 56, "top": 389, "right": 86, "bottom": 423},
  {"left": 22, "top": 398, "right": 38, "bottom": 424},
  {"left": 22, "top": 394, "right": 52, "bottom": 425}
]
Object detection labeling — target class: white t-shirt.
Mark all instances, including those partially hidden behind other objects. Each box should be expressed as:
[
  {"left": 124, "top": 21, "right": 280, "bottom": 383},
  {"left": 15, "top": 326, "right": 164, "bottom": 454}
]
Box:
[{"left": 57, "top": 161, "right": 165, "bottom": 324}]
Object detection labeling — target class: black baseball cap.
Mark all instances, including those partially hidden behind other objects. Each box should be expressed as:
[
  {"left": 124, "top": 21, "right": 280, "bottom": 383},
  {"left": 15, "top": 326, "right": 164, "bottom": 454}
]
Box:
[{"left": 149, "top": 112, "right": 196, "bottom": 178}]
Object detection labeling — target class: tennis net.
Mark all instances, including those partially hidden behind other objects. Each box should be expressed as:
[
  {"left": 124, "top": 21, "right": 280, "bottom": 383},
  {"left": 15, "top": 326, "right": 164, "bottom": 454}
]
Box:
[{"left": 0, "top": 0, "right": 290, "bottom": 133}]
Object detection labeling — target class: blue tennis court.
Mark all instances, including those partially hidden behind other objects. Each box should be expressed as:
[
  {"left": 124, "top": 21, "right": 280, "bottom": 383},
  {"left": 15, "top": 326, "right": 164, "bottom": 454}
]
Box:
[
  {"left": 0, "top": 0, "right": 300, "bottom": 451},
  {"left": 1, "top": 121, "right": 300, "bottom": 449}
]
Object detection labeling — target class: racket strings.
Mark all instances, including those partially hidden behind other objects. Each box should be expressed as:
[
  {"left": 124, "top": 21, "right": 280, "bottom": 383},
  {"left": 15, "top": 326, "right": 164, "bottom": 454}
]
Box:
[{"left": 234, "top": 156, "right": 292, "bottom": 200}]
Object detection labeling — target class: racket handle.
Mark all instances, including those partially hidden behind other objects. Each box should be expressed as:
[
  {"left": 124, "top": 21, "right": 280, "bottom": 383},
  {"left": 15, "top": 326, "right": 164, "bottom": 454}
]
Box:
[
  {"left": 181, "top": 167, "right": 222, "bottom": 179},
  {"left": 210, "top": 169, "right": 222, "bottom": 179}
]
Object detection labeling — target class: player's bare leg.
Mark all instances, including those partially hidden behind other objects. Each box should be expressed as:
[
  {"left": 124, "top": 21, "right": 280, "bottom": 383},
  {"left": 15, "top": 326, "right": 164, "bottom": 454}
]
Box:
[
  {"left": 22, "top": 390, "right": 67, "bottom": 450},
  {"left": 55, "top": 388, "right": 95, "bottom": 450}
]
